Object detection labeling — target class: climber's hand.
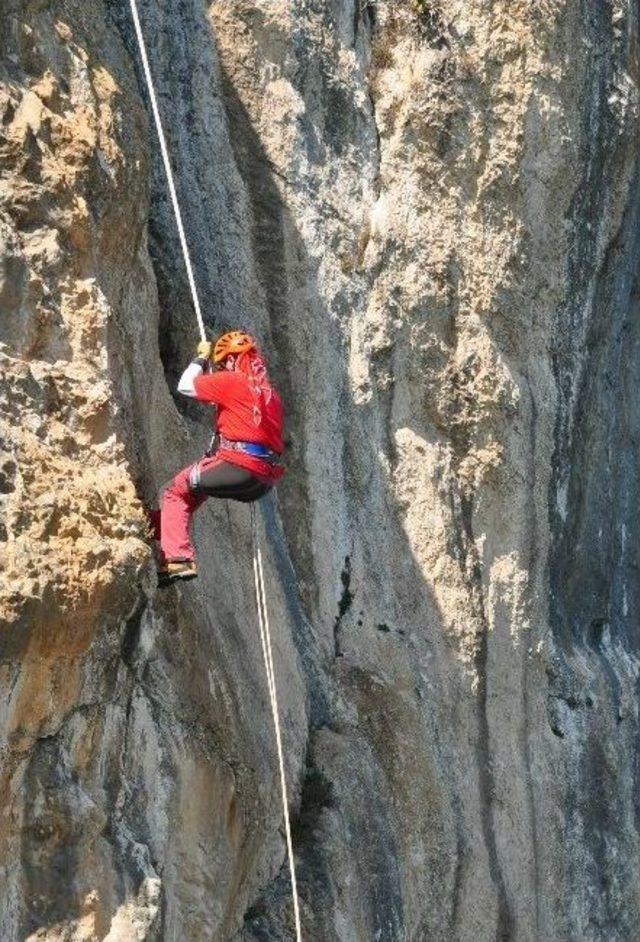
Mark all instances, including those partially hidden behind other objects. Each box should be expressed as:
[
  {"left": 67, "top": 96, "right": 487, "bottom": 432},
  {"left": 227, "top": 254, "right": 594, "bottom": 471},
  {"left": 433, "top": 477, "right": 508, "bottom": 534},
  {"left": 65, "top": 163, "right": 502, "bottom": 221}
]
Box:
[{"left": 196, "top": 340, "right": 214, "bottom": 360}]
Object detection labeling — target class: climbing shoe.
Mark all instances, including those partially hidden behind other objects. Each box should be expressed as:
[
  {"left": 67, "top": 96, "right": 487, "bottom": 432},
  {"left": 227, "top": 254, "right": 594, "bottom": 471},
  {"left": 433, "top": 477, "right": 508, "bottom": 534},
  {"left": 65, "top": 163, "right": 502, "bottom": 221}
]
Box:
[{"left": 157, "top": 559, "right": 198, "bottom": 587}]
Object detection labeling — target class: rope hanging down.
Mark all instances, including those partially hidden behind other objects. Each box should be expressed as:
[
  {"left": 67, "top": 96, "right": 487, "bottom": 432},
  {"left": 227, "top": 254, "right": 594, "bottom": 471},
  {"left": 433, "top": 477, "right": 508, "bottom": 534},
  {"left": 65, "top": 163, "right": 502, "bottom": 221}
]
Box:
[
  {"left": 251, "top": 505, "right": 302, "bottom": 940},
  {"left": 128, "top": 3, "right": 302, "bottom": 937}
]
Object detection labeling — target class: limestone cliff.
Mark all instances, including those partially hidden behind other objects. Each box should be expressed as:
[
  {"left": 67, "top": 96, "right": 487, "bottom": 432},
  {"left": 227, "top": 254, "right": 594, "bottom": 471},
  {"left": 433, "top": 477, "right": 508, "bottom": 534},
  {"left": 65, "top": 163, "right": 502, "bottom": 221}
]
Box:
[{"left": 1, "top": 1, "right": 640, "bottom": 939}]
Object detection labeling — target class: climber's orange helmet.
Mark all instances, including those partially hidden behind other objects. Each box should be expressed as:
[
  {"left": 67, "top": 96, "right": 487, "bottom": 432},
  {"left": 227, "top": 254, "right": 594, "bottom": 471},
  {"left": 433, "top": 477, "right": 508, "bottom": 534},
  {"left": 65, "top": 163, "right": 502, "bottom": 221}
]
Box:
[{"left": 213, "top": 330, "right": 257, "bottom": 364}]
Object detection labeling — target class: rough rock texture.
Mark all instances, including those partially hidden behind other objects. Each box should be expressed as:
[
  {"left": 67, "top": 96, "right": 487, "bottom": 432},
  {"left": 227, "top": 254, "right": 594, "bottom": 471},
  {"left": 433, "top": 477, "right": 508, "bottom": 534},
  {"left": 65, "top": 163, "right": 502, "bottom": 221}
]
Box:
[{"left": 1, "top": 0, "right": 640, "bottom": 939}]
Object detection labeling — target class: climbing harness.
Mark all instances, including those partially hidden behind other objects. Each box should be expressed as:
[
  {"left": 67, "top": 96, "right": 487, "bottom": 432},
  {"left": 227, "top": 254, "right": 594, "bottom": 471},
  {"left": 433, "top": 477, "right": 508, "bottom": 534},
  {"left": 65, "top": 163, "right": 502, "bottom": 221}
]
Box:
[
  {"left": 218, "top": 435, "right": 281, "bottom": 462},
  {"left": 128, "top": 3, "right": 302, "bottom": 938}
]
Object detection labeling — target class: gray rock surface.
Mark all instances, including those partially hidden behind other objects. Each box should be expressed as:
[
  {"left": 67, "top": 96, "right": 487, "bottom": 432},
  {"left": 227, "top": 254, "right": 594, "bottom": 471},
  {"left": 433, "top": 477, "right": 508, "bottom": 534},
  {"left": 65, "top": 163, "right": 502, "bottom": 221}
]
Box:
[{"left": 1, "top": 0, "right": 639, "bottom": 939}]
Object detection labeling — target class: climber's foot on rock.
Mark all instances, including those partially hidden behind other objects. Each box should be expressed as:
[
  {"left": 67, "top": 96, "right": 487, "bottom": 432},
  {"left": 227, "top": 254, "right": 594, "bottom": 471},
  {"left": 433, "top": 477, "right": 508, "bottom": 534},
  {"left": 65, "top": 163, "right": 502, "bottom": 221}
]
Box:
[{"left": 158, "top": 559, "right": 198, "bottom": 587}]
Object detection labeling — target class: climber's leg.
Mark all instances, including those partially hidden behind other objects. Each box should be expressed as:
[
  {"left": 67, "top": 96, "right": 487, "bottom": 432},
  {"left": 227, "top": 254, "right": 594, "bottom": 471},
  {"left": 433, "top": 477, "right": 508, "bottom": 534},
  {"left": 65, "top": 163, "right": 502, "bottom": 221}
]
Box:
[
  {"left": 156, "top": 457, "right": 270, "bottom": 586},
  {"left": 159, "top": 463, "right": 207, "bottom": 565}
]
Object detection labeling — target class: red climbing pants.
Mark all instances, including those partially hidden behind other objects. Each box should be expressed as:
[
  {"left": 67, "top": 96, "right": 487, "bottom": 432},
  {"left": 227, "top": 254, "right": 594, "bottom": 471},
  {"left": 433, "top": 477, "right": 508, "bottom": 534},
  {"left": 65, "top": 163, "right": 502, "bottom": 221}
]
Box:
[
  {"left": 157, "top": 463, "right": 206, "bottom": 563},
  {"left": 154, "top": 454, "right": 273, "bottom": 563}
]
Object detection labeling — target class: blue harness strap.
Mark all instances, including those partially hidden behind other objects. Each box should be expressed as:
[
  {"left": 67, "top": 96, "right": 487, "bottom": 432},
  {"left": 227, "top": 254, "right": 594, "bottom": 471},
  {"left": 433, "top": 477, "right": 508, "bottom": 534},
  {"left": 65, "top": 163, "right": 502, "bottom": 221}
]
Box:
[
  {"left": 242, "top": 442, "right": 273, "bottom": 457},
  {"left": 218, "top": 435, "right": 280, "bottom": 462}
]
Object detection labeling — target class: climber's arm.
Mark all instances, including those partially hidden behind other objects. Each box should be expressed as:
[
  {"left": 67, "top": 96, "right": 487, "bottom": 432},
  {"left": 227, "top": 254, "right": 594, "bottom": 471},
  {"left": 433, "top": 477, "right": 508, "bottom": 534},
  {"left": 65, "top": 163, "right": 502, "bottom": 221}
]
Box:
[
  {"left": 177, "top": 359, "right": 206, "bottom": 398},
  {"left": 193, "top": 371, "right": 231, "bottom": 405},
  {"left": 177, "top": 341, "right": 217, "bottom": 399},
  {"left": 177, "top": 360, "right": 232, "bottom": 405}
]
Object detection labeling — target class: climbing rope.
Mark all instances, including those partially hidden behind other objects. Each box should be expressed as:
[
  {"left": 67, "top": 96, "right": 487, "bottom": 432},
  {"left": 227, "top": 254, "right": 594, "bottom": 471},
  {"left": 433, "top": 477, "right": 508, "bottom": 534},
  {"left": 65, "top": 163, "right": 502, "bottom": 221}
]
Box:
[
  {"left": 128, "top": 3, "right": 302, "bottom": 937},
  {"left": 128, "top": 0, "right": 206, "bottom": 341},
  {"left": 251, "top": 504, "right": 302, "bottom": 940}
]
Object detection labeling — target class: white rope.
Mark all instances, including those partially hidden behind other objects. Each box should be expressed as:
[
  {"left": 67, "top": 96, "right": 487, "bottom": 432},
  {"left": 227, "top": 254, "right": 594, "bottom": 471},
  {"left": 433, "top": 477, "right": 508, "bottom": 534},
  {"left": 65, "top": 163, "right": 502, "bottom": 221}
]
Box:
[
  {"left": 128, "top": 0, "right": 206, "bottom": 342},
  {"left": 129, "top": 6, "right": 301, "bottom": 934},
  {"left": 251, "top": 504, "right": 303, "bottom": 941}
]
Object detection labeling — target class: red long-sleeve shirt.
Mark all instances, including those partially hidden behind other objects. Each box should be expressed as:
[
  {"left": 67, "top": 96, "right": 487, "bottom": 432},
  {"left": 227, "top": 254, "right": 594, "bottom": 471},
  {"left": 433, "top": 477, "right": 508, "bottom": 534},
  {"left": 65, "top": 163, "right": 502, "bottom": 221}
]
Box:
[{"left": 194, "top": 371, "right": 285, "bottom": 482}]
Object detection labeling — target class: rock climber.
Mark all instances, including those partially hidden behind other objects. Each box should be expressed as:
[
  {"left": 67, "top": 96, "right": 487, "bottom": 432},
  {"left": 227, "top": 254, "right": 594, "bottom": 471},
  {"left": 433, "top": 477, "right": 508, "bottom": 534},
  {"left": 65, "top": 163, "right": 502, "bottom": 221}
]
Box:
[{"left": 154, "top": 330, "right": 284, "bottom": 586}]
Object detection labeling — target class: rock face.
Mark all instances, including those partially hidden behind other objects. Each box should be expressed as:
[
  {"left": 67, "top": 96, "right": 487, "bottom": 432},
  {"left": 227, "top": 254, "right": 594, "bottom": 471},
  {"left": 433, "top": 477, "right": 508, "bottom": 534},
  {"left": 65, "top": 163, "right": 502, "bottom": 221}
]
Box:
[{"left": 1, "top": 0, "right": 640, "bottom": 939}]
